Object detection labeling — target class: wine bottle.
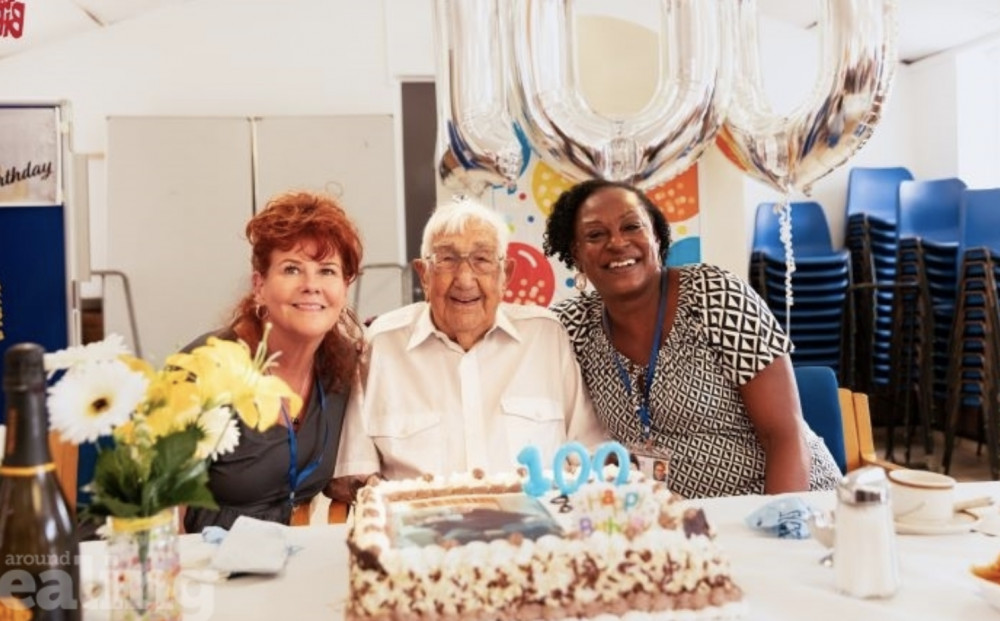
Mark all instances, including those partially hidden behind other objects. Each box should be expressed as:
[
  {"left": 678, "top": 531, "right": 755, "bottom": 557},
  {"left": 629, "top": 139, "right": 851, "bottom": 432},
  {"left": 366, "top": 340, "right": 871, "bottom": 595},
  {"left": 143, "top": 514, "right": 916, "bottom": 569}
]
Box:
[{"left": 0, "top": 343, "right": 81, "bottom": 620}]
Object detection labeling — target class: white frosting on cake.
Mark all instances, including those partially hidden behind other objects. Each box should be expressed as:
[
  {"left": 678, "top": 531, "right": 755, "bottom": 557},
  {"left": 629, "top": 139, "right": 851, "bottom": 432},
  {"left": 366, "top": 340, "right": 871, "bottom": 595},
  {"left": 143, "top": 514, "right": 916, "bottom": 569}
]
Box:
[{"left": 347, "top": 469, "right": 746, "bottom": 620}]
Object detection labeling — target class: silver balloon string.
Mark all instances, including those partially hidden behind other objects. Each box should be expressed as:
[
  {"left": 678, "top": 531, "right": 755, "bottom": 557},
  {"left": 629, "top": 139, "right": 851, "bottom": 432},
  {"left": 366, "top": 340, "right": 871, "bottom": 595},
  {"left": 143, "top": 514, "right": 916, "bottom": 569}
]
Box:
[{"left": 775, "top": 197, "right": 795, "bottom": 339}]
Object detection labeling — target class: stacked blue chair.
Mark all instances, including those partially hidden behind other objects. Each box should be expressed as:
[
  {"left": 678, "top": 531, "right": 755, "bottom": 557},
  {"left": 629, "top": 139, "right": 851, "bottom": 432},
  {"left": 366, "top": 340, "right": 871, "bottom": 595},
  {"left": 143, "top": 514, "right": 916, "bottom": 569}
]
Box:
[
  {"left": 943, "top": 187, "right": 1000, "bottom": 480},
  {"left": 890, "top": 177, "right": 966, "bottom": 464},
  {"left": 749, "top": 202, "right": 851, "bottom": 375},
  {"left": 844, "top": 167, "right": 913, "bottom": 393}
]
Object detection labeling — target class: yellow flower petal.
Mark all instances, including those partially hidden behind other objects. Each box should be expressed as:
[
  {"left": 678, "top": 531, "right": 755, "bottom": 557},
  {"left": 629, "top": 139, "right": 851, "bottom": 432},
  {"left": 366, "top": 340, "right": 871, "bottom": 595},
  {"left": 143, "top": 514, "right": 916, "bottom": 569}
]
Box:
[{"left": 120, "top": 354, "right": 156, "bottom": 379}]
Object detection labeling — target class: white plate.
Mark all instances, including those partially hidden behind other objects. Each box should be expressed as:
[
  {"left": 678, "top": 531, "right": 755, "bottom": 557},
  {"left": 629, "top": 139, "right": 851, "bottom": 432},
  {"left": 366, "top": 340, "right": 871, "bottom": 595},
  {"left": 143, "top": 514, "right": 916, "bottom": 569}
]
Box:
[{"left": 894, "top": 510, "right": 980, "bottom": 535}]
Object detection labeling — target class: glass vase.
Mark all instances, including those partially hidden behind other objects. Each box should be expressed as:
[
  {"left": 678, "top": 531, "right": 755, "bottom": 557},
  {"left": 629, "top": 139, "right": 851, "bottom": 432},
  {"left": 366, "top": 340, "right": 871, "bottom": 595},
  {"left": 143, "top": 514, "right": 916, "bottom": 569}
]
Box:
[{"left": 107, "top": 507, "right": 181, "bottom": 621}]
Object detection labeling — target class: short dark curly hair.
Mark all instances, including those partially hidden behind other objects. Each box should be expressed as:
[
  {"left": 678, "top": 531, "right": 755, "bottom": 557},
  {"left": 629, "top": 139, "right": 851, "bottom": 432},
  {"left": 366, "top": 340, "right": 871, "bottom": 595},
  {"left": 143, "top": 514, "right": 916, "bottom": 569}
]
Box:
[{"left": 542, "top": 179, "right": 672, "bottom": 270}]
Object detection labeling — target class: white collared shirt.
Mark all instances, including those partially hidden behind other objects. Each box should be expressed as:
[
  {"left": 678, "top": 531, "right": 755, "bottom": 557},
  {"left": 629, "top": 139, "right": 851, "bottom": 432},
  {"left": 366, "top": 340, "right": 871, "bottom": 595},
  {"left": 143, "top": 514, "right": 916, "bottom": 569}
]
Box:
[{"left": 334, "top": 302, "right": 606, "bottom": 480}]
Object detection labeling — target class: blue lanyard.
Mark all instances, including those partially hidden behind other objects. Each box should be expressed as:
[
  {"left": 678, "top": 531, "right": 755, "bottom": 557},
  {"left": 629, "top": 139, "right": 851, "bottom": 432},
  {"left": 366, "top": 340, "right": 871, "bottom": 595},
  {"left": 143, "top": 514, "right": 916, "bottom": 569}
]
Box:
[
  {"left": 281, "top": 375, "right": 328, "bottom": 506},
  {"left": 602, "top": 271, "right": 668, "bottom": 440}
]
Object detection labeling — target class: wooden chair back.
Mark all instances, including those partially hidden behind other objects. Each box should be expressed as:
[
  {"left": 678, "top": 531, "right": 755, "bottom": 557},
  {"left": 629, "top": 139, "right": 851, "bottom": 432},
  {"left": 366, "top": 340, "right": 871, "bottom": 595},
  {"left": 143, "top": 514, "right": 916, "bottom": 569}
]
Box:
[
  {"left": 839, "top": 389, "right": 863, "bottom": 472},
  {"left": 48, "top": 432, "right": 78, "bottom": 511},
  {"left": 290, "top": 499, "right": 349, "bottom": 525},
  {"left": 328, "top": 501, "right": 348, "bottom": 523},
  {"left": 290, "top": 503, "right": 311, "bottom": 526},
  {"left": 838, "top": 388, "right": 899, "bottom": 472}
]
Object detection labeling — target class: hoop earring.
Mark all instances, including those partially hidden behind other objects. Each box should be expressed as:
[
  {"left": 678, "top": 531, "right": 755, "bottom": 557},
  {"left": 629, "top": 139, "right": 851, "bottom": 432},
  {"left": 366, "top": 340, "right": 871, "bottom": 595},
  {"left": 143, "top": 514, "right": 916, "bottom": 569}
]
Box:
[
  {"left": 255, "top": 304, "right": 269, "bottom": 321},
  {"left": 573, "top": 272, "right": 588, "bottom": 292}
]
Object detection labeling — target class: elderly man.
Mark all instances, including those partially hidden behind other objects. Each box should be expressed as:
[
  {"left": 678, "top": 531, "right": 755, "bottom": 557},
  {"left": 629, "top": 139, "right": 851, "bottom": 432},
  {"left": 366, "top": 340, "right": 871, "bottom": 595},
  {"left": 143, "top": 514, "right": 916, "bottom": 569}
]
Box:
[{"left": 335, "top": 198, "right": 605, "bottom": 480}]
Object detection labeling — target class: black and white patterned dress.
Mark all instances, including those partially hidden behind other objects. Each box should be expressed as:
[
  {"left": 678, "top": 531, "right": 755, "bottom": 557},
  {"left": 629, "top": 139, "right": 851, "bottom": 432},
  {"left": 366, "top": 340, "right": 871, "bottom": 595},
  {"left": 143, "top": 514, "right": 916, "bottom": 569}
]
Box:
[{"left": 553, "top": 263, "right": 841, "bottom": 498}]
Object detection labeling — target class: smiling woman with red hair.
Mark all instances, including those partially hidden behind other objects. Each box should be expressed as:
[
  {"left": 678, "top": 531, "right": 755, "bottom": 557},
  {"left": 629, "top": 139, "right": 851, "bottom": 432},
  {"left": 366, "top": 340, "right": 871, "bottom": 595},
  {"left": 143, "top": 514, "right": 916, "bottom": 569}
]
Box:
[{"left": 182, "top": 190, "right": 365, "bottom": 532}]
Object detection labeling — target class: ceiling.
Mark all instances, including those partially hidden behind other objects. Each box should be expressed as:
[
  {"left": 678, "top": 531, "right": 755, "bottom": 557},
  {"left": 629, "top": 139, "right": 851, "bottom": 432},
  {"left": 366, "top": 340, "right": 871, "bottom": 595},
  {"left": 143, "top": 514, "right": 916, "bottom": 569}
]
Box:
[
  {"left": 758, "top": 0, "right": 1000, "bottom": 64},
  {"left": 0, "top": 0, "right": 196, "bottom": 59},
  {"left": 1, "top": 0, "right": 999, "bottom": 64}
]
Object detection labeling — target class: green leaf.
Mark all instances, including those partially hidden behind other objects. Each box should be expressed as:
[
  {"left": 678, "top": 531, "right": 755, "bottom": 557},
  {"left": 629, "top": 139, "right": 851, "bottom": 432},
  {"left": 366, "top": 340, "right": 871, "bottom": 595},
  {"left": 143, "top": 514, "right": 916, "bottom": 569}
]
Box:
[
  {"left": 91, "top": 444, "right": 143, "bottom": 505},
  {"left": 169, "top": 476, "right": 218, "bottom": 511},
  {"left": 94, "top": 496, "right": 143, "bottom": 518},
  {"left": 158, "top": 460, "right": 213, "bottom": 509},
  {"left": 84, "top": 427, "right": 221, "bottom": 518},
  {"left": 151, "top": 428, "right": 200, "bottom": 476}
]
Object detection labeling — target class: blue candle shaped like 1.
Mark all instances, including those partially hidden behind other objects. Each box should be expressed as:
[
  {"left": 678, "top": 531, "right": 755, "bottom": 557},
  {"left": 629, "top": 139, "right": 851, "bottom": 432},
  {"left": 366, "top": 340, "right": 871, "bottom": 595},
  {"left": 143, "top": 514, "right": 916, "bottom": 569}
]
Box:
[{"left": 516, "top": 446, "right": 551, "bottom": 497}]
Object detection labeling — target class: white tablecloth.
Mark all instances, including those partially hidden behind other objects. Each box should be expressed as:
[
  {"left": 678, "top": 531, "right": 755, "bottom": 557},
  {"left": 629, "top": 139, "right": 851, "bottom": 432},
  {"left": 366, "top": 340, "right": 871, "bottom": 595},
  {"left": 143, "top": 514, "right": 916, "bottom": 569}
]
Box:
[{"left": 79, "top": 481, "right": 1000, "bottom": 620}]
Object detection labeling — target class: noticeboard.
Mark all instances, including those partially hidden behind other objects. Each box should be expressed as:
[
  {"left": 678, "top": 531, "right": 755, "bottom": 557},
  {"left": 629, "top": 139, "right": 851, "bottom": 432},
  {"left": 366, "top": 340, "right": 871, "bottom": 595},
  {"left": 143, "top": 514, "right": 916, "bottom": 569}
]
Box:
[{"left": 0, "top": 105, "right": 68, "bottom": 422}]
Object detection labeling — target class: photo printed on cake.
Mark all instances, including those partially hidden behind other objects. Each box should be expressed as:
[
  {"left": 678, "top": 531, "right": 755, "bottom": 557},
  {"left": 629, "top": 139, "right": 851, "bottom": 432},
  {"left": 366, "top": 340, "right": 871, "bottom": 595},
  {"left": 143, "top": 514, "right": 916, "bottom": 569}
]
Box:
[{"left": 389, "top": 493, "right": 563, "bottom": 548}]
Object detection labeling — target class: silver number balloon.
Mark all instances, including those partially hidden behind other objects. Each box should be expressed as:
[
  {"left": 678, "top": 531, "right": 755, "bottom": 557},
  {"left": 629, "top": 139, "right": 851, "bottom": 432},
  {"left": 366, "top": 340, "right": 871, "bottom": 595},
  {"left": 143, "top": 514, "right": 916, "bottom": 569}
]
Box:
[
  {"left": 435, "top": 0, "right": 524, "bottom": 197},
  {"left": 508, "top": 0, "right": 732, "bottom": 188},
  {"left": 719, "top": 0, "right": 898, "bottom": 194}
]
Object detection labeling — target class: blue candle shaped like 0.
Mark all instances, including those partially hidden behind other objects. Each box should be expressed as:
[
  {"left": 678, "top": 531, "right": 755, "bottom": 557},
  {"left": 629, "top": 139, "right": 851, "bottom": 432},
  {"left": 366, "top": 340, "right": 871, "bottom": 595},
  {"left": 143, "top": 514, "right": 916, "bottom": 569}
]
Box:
[
  {"left": 552, "top": 442, "right": 591, "bottom": 496},
  {"left": 591, "top": 441, "right": 631, "bottom": 485},
  {"left": 516, "top": 446, "right": 551, "bottom": 497}
]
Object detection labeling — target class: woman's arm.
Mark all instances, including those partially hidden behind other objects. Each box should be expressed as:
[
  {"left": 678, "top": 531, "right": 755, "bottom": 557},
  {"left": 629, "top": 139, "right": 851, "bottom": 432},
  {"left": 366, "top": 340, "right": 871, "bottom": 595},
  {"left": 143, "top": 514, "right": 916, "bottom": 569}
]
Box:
[
  {"left": 324, "top": 475, "right": 368, "bottom": 503},
  {"left": 740, "top": 354, "right": 811, "bottom": 494}
]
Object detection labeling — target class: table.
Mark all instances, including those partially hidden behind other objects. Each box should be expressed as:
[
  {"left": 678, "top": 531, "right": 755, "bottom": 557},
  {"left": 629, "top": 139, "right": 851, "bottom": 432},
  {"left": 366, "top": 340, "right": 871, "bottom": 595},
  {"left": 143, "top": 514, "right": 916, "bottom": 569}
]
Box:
[
  {"left": 706, "top": 481, "right": 1000, "bottom": 621},
  {"left": 79, "top": 481, "right": 1000, "bottom": 620}
]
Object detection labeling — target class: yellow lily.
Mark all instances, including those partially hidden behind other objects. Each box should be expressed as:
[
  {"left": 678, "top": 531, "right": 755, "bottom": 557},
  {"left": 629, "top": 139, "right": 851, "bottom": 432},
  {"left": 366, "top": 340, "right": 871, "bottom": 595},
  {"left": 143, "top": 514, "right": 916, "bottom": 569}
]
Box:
[{"left": 166, "top": 337, "right": 298, "bottom": 430}]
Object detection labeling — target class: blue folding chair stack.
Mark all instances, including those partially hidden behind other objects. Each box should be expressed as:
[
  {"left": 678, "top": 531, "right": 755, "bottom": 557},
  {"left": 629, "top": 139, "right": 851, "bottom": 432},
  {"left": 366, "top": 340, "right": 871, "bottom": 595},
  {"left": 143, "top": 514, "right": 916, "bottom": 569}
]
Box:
[
  {"left": 890, "top": 177, "right": 966, "bottom": 464},
  {"left": 749, "top": 202, "right": 851, "bottom": 376},
  {"left": 844, "top": 167, "right": 913, "bottom": 393},
  {"left": 943, "top": 187, "right": 1000, "bottom": 480}
]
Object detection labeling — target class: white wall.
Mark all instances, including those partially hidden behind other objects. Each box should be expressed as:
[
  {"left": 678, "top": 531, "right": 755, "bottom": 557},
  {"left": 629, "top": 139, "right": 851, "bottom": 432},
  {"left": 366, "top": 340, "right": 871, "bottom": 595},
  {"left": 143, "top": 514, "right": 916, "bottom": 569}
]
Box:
[
  {"left": 894, "top": 35, "right": 1000, "bottom": 191},
  {"left": 0, "top": 0, "right": 996, "bottom": 291},
  {"left": 906, "top": 52, "right": 960, "bottom": 180},
  {"left": 955, "top": 41, "right": 1000, "bottom": 189},
  {"left": 0, "top": 0, "right": 399, "bottom": 297},
  {"left": 0, "top": 1, "right": 397, "bottom": 152}
]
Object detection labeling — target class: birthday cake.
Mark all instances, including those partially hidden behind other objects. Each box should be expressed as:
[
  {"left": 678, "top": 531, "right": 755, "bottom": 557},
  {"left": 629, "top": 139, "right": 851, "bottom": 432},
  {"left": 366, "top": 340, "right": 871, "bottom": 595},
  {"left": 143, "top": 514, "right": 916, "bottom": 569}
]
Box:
[{"left": 346, "top": 445, "right": 745, "bottom": 620}]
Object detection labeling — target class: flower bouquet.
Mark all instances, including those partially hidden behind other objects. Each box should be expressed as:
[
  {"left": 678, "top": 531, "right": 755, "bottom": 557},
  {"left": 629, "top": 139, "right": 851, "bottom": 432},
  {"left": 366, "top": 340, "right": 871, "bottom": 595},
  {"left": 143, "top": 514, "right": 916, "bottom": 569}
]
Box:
[{"left": 44, "top": 330, "right": 299, "bottom": 619}]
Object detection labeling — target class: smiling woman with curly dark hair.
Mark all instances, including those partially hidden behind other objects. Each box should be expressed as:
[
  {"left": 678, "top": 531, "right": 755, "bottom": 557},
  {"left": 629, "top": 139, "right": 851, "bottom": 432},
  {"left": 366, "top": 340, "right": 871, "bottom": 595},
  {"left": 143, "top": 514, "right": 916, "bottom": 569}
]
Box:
[
  {"left": 544, "top": 179, "right": 671, "bottom": 271},
  {"left": 542, "top": 178, "right": 840, "bottom": 499}
]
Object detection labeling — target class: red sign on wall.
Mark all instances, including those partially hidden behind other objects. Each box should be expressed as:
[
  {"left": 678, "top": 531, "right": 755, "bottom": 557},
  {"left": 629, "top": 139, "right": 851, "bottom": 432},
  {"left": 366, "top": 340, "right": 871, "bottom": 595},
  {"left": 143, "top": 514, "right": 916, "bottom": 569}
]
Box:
[{"left": 0, "top": 1, "right": 25, "bottom": 39}]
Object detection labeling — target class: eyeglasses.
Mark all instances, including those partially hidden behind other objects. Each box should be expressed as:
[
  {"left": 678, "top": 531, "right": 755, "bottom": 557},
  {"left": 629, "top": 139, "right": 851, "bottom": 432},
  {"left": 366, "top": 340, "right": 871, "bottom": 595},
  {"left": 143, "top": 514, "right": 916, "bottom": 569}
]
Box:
[{"left": 426, "top": 251, "right": 504, "bottom": 275}]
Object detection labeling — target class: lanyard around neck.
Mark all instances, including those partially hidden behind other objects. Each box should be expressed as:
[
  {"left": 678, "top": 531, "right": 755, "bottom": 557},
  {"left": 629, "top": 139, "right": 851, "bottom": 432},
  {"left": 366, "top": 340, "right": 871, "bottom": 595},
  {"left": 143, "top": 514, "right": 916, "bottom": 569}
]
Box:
[
  {"left": 602, "top": 270, "right": 668, "bottom": 440},
  {"left": 281, "top": 374, "right": 328, "bottom": 506}
]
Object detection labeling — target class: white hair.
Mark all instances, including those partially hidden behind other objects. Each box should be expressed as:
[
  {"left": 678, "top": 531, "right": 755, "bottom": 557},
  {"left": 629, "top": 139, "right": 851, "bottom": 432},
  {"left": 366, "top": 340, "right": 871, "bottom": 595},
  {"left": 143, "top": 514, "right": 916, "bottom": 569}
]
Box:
[{"left": 419, "top": 197, "right": 510, "bottom": 258}]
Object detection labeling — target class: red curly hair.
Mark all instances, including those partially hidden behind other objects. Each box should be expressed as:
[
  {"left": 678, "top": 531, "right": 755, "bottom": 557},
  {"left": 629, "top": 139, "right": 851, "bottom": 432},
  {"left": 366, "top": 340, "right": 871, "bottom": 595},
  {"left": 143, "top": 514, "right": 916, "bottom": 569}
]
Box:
[{"left": 228, "top": 191, "right": 364, "bottom": 393}]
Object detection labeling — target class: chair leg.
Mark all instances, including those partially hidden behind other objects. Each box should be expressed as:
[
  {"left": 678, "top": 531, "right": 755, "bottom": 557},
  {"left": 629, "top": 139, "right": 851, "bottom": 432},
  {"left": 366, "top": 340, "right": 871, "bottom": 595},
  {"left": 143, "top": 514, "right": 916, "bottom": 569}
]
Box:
[
  {"left": 987, "top": 387, "right": 1000, "bottom": 481},
  {"left": 941, "top": 364, "right": 963, "bottom": 474}
]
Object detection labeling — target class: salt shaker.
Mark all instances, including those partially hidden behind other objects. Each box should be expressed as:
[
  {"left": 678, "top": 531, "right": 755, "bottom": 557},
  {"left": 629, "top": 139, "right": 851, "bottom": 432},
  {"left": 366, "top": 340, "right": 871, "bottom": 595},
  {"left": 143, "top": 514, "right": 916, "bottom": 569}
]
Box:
[{"left": 833, "top": 466, "right": 900, "bottom": 598}]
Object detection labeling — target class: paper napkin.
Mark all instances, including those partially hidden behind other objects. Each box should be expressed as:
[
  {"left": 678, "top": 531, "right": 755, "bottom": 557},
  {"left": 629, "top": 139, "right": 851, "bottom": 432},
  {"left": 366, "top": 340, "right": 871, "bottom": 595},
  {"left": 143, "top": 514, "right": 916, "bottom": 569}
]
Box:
[
  {"left": 211, "top": 516, "right": 292, "bottom": 575},
  {"left": 744, "top": 496, "right": 815, "bottom": 540}
]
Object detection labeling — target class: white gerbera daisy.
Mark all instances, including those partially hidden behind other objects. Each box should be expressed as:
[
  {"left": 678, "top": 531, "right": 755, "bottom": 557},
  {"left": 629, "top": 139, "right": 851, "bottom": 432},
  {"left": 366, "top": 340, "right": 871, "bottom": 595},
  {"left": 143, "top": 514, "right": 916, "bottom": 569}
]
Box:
[
  {"left": 195, "top": 406, "right": 240, "bottom": 460},
  {"left": 47, "top": 360, "right": 148, "bottom": 444},
  {"left": 44, "top": 334, "right": 131, "bottom": 377}
]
